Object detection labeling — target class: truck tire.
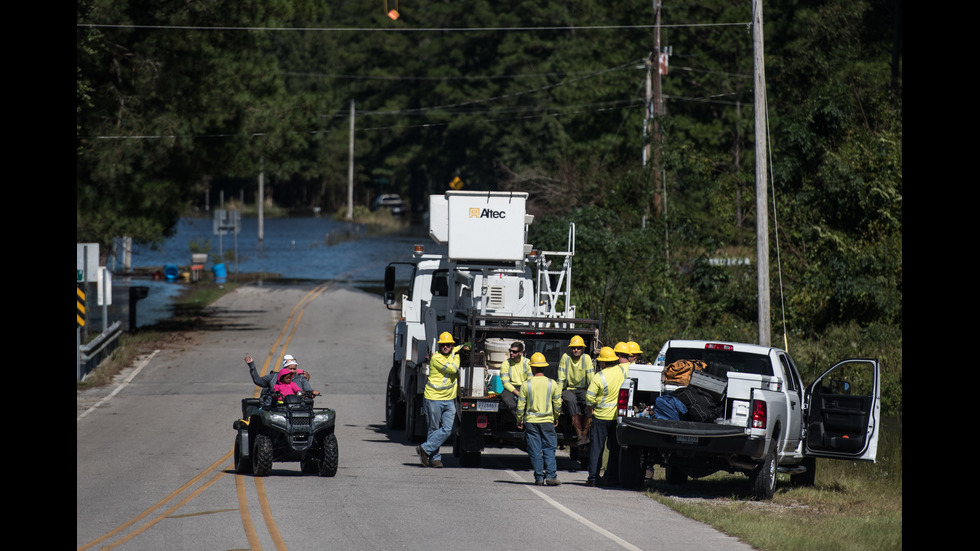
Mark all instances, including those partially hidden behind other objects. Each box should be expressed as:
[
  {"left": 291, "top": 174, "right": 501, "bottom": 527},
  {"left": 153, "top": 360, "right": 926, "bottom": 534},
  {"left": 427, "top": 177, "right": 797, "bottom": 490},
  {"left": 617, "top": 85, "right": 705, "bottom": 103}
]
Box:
[
  {"left": 319, "top": 433, "right": 339, "bottom": 477},
  {"left": 666, "top": 464, "right": 687, "bottom": 485},
  {"left": 460, "top": 450, "right": 482, "bottom": 468},
  {"left": 234, "top": 434, "right": 252, "bottom": 474},
  {"left": 791, "top": 456, "right": 816, "bottom": 487},
  {"left": 749, "top": 449, "right": 778, "bottom": 500},
  {"left": 618, "top": 446, "right": 645, "bottom": 490},
  {"left": 252, "top": 434, "right": 273, "bottom": 477},
  {"left": 386, "top": 365, "right": 406, "bottom": 430},
  {"left": 405, "top": 388, "right": 424, "bottom": 444}
]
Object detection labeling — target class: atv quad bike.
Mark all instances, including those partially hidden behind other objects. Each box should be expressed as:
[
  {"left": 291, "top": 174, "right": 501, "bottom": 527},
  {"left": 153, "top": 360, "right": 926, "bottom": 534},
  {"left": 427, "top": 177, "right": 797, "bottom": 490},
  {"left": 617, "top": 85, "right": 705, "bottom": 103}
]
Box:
[{"left": 233, "top": 392, "right": 338, "bottom": 477}]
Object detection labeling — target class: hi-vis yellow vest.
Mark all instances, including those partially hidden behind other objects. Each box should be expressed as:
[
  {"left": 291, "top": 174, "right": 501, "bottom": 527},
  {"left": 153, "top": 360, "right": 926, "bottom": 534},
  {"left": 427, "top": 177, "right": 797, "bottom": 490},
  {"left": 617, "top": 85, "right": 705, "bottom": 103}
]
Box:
[
  {"left": 586, "top": 365, "right": 627, "bottom": 420},
  {"left": 425, "top": 345, "right": 461, "bottom": 401},
  {"left": 517, "top": 375, "right": 562, "bottom": 424}
]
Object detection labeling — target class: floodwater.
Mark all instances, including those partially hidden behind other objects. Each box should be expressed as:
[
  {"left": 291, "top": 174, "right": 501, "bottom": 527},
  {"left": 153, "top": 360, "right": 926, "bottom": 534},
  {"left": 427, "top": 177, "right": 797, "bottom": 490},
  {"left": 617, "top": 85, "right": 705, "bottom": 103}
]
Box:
[{"left": 88, "top": 215, "right": 434, "bottom": 330}]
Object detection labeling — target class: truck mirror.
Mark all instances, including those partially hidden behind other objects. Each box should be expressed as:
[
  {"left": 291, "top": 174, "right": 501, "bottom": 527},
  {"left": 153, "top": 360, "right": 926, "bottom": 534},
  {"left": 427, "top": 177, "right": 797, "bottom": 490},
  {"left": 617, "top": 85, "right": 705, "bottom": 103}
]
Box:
[
  {"left": 384, "top": 266, "right": 397, "bottom": 305},
  {"left": 384, "top": 265, "right": 396, "bottom": 293}
]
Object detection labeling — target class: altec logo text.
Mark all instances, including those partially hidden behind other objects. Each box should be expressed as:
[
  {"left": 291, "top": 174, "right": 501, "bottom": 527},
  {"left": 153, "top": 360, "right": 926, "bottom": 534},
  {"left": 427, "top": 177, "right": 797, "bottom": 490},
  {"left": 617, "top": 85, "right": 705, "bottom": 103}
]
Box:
[{"left": 468, "top": 208, "right": 507, "bottom": 219}]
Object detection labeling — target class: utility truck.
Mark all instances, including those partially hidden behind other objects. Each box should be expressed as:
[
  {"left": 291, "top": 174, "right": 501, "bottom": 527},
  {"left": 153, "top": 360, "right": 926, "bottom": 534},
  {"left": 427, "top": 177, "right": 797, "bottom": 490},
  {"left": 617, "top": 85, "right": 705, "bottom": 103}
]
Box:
[
  {"left": 616, "top": 339, "right": 881, "bottom": 499},
  {"left": 383, "top": 191, "right": 600, "bottom": 467}
]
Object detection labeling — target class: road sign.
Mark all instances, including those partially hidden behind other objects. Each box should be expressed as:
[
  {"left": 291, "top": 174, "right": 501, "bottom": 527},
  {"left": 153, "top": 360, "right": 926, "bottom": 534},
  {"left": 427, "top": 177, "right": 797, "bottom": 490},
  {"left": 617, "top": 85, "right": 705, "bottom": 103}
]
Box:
[
  {"left": 213, "top": 209, "right": 241, "bottom": 236},
  {"left": 77, "top": 283, "right": 86, "bottom": 328},
  {"left": 77, "top": 243, "right": 100, "bottom": 283},
  {"left": 97, "top": 267, "right": 112, "bottom": 306}
]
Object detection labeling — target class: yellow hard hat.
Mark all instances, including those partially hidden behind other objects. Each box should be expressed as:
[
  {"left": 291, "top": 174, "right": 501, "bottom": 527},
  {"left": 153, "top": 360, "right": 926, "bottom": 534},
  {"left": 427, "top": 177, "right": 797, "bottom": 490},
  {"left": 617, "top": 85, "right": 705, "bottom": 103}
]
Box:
[
  {"left": 613, "top": 342, "right": 630, "bottom": 355},
  {"left": 627, "top": 341, "right": 643, "bottom": 355},
  {"left": 438, "top": 332, "right": 455, "bottom": 344},
  {"left": 596, "top": 346, "right": 618, "bottom": 362},
  {"left": 568, "top": 335, "right": 585, "bottom": 348},
  {"left": 529, "top": 352, "right": 549, "bottom": 367}
]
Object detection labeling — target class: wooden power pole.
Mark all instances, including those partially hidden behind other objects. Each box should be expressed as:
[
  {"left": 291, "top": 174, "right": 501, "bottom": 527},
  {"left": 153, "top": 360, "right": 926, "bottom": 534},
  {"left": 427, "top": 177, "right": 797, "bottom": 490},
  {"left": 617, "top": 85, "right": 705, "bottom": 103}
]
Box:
[{"left": 753, "top": 0, "right": 771, "bottom": 346}]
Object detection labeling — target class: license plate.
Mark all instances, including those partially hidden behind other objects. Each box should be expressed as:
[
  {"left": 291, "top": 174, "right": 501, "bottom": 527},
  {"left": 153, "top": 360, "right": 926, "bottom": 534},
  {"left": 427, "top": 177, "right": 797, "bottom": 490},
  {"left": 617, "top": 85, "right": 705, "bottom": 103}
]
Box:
[
  {"left": 676, "top": 435, "right": 699, "bottom": 445},
  {"left": 476, "top": 401, "right": 499, "bottom": 412}
]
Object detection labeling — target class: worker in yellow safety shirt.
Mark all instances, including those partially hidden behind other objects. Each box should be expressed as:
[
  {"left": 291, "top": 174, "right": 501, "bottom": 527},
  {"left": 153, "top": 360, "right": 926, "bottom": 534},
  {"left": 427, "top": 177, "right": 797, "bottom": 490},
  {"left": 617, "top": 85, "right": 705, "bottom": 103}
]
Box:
[
  {"left": 418, "top": 332, "right": 465, "bottom": 468},
  {"left": 613, "top": 341, "right": 632, "bottom": 378},
  {"left": 557, "top": 335, "right": 595, "bottom": 446},
  {"left": 500, "top": 341, "right": 531, "bottom": 415},
  {"left": 517, "top": 352, "right": 564, "bottom": 486},
  {"left": 585, "top": 346, "right": 625, "bottom": 487}
]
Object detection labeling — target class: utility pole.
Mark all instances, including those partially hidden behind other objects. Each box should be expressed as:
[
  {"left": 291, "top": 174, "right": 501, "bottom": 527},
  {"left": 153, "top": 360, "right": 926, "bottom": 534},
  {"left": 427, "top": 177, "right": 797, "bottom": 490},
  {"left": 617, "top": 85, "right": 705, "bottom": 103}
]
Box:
[
  {"left": 257, "top": 158, "right": 264, "bottom": 243},
  {"left": 347, "top": 99, "right": 355, "bottom": 223},
  {"left": 753, "top": 0, "right": 771, "bottom": 346}
]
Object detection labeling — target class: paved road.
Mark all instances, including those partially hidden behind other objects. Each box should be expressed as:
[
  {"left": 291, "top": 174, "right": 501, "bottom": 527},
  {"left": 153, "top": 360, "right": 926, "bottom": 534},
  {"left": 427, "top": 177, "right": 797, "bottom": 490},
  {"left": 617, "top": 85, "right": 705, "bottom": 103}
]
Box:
[{"left": 77, "top": 283, "right": 752, "bottom": 551}]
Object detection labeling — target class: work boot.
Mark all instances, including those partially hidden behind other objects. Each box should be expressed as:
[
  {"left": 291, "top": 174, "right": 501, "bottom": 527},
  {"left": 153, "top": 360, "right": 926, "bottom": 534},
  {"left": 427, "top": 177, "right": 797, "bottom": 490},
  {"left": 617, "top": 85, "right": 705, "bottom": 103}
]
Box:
[
  {"left": 546, "top": 478, "right": 562, "bottom": 486},
  {"left": 416, "top": 445, "right": 430, "bottom": 467},
  {"left": 430, "top": 459, "right": 443, "bottom": 468}
]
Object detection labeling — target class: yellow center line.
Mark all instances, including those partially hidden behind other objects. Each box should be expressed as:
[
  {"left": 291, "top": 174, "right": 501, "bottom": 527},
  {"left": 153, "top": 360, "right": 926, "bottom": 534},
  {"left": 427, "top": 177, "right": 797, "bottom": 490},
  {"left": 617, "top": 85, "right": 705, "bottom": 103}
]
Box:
[
  {"left": 80, "top": 283, "right": 331, "bottom": 551},
  {"left": 77, "top": 453, "right": 232, "bottom": 550}
]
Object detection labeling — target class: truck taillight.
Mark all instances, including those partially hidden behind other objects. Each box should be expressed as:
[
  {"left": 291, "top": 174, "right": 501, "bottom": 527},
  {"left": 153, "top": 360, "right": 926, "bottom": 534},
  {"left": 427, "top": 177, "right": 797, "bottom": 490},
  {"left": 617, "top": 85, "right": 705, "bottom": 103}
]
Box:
[
  {"left": 618, "top": 388, "right": 630, "bottom": 417},
  {"left": 751, "top": 400, "right": 767, "bottom": 429},
  {"left": 705, "top": 343, "right": 734, "bottom": 351}
]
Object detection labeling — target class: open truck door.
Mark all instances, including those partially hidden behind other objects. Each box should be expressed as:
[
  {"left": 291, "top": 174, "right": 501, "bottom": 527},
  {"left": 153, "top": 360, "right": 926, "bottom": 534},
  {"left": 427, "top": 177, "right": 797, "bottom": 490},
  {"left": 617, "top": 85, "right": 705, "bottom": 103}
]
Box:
[{"left": 804, "top": 359, "right": 881, "bottom": 462}]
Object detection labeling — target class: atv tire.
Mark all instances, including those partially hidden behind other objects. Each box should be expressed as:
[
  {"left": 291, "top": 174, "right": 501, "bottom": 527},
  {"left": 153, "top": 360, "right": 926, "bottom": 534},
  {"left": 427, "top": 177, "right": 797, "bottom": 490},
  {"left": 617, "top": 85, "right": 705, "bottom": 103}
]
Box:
[
  {"left": 234, "top": 434, "right": 252, "bottom": 474},
  {"left": 319, "top": 433, "right": 339, "bottom": 477},
  {"left": 253, "top": 434, "right": 273, "bottom": 477}
]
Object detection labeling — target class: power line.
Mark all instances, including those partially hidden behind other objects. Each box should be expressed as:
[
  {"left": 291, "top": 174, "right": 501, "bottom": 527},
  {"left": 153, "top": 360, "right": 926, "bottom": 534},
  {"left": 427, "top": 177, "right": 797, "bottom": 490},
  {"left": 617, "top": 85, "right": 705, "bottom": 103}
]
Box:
[{"left": 77, "top": 22, "right": 751, "bottom": 33}]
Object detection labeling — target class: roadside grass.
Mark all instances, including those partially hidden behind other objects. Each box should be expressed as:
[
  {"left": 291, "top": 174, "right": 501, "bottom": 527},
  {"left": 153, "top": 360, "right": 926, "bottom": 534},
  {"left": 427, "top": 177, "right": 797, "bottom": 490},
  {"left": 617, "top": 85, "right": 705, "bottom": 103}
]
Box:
[
  {"left": 76, "top": 280, "right": 247, "bottom": 390},
  {"left": 639, "top": 417, "right": 902, "bottom": 551}
]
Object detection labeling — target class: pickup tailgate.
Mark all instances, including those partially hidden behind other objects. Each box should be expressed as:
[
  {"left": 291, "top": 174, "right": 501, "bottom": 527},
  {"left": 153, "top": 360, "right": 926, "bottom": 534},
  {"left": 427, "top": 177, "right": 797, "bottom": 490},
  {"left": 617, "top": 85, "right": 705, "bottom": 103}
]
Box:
[
  {"left": 617, "top": 417, "right": 766, "bottom": 457},
  {"left": 619, "top": 417, "right": 745, "bottom": 439}
]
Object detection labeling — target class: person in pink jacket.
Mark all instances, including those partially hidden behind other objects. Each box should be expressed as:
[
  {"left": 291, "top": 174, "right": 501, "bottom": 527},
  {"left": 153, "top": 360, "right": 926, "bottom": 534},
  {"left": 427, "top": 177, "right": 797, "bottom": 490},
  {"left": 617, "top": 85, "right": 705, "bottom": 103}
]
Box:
[{"left": 273, "top": 369, "right": 302, "bottom": 400}]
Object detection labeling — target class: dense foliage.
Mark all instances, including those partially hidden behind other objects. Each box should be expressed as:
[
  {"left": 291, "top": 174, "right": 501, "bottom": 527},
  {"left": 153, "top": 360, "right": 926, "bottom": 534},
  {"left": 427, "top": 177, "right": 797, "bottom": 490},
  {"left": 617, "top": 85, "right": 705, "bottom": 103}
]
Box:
[{"left": 77, "top": 0, "right": 901, "bottom": 411}]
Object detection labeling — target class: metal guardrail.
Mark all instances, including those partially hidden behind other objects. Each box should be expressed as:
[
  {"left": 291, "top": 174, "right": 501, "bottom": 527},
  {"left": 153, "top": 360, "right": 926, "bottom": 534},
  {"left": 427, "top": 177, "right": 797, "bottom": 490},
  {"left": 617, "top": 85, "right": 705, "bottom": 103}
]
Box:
[{"left": 78, "top": 321, "right": 123, "bottom": 381}]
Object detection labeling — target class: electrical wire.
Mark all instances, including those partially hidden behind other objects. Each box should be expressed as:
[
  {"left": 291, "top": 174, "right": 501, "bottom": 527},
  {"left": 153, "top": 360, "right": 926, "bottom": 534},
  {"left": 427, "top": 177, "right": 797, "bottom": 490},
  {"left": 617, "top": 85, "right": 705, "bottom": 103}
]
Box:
[{"left": 77, "top": 22, "right": 752, "bottom": 33}]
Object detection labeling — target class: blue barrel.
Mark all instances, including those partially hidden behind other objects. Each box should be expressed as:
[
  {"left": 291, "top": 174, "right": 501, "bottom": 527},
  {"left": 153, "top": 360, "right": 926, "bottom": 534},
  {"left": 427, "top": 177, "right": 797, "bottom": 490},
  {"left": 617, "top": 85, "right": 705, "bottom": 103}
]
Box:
[
  {"left": 212, "top": 263, "right": 227, "bottom": 283},
  {"left": 163, "top": 264, "right": 179, "bottom": 281}
]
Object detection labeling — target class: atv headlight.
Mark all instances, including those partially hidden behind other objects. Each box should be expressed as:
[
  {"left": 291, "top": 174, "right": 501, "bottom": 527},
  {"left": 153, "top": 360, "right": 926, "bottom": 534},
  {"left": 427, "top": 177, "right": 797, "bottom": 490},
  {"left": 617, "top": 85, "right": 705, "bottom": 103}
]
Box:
[
  {"left": 313, "top": 411, "right": 334, "bottom": 429},
  {"left": 269, "top": 413, "right": 288, "bottom": 428}
]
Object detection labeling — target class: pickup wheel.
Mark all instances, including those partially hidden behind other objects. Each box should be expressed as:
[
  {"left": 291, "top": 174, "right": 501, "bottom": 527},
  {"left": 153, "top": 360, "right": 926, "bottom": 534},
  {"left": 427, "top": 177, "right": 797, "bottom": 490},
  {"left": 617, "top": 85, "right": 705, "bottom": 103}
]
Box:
[
  {"left": 791, "top": 456, "right": 816, "bottom": 487},
  {"left": 618, "top": 446, "right": 645, "bottom": 489},
  {"left": 665, "top": 464, "right": 687, "bottom": 485},
  {"left": 749, "top": 449, "right": 778, "bottom": 500}
]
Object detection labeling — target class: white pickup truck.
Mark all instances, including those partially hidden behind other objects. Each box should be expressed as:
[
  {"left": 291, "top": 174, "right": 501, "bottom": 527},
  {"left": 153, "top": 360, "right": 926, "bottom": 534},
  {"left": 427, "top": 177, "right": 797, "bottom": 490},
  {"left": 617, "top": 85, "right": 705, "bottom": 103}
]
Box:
[{"left": 616, "top": 339, "right": 881, "bottom": 499}]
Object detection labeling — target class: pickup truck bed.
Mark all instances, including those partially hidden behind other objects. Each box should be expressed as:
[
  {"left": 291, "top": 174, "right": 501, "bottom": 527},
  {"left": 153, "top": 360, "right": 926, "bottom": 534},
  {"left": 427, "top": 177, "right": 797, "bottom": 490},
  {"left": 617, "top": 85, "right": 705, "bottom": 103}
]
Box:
[{"left": 618, "top": 417, "right": 767, "bottom": 457}]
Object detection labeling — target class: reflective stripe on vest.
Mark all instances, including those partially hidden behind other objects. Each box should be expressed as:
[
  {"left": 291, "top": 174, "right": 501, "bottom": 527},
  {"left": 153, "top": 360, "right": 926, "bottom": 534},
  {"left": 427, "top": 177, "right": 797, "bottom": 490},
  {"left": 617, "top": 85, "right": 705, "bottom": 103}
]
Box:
[
  {"left": 594, "top": 372, "right": 618, "bottom": 408},
  {"left": 525, "top": 379, "right": 555, "bottom": 419},
  {"left": 427, "top": 350, "right": 458, "bottom": 390}
]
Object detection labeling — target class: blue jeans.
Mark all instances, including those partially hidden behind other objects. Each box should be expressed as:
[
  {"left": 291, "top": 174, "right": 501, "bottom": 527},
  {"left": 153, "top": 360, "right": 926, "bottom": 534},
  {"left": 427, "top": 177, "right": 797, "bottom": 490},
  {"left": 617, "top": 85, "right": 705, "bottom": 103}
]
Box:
[
  {"left": 525, "top": 422, "right": 558, "bottom": 482},
  {"left": 421, "top": 398, "right": 456, "bottom": 461}
]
